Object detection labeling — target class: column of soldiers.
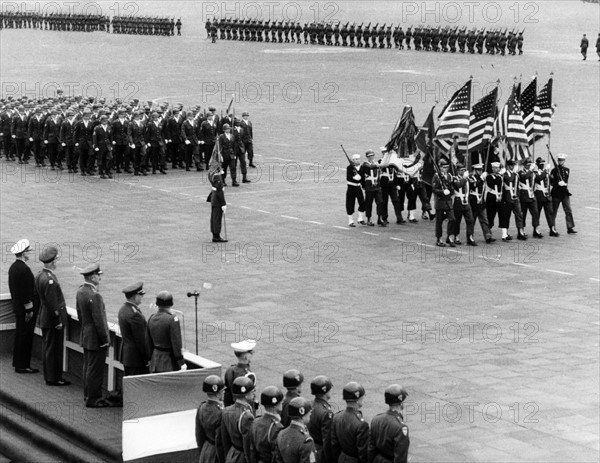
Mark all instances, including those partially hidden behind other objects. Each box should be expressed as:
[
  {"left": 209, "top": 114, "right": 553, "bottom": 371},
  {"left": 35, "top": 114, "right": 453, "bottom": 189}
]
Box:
[
  {"left": 111, "top": 17, "right": 181, "bottom": 36},
  {"left": 346, "top": 147, "right": 577, "bottom": 248},
  {"left": 204, "top": 17, "right": 524, "bottom": 55},
  {"left": 0, "top": 96, "right": 254, "bottom": 183}
]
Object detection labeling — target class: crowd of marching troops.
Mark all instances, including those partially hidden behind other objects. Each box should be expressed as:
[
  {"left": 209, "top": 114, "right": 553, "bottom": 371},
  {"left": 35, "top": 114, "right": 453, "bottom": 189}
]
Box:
[
  {"left": 0, "top": 96, "right": 255, "bottom": 184},
  {"left": 206, "top": 17, "right": 524, "bottom": 55},
  {"left": 0, "top": 11, "right": 182, "bottom": 36},
  {"left": 346, "top": 148, "right": 576, "bottom": 247}
]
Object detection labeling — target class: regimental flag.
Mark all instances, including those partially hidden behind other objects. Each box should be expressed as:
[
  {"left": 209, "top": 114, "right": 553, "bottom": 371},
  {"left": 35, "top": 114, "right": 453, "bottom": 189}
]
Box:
[
  {"left": 416, "top": 106, "right": 436, "bottom": 155},
  {"left": 435, "top": 79, "right": 472, "bottom": 140},
  {"left": 208, "top": 138, "right": 223, "bottom": 183},
  {"left": 493, "top": 84, "right": 529, "bottom": 146},
  {"left": 468, "top": 86, "right": 498, "bottom": 152},
  {"left": 521, "top": 77, "right": 537, "bottom": 144},
  {"left": 534, "top": 77, "right": 554, "bottom": 139},
  {"left": 385, "top": 105, "right": 418, "bottom": 157}
]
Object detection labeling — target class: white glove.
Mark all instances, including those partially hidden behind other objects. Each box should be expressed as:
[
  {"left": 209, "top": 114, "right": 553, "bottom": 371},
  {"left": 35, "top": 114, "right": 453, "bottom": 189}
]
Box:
[
  {"left": 29, "top": 137, "right": 33, "bottom": 142},
  {"left": 61, "top": 143, "right": 66, "bottom": 147},
  {"left": 353, "top": 174, "right": 361, "bottom": 181},
  {"left": 185, "top": 140, "right": 191, "bottom": 145},
  {"left": 129, "top": 143, "right": 135, "bottom": 149},
  {"left": 0, "top": 133, "right": 3, "bottom": 136},
  {"left": 75, "top": 143, "right": 79, "bottom": 147},
  {"left": 12, "top": 135, "right": 16, "bottom": 139},
  {"left": 112, "top": 141, "right": 116, "bottom": 145},
  {"left": 44, "top": 140, "right": 48, "bottom": 144},
  {"left": 180, "top": 364, "right": 188, "bottom": 371},
  {"left": 95, "top": 147, "right": 99, "bottom": 151},
  {"left": 463, "top": 171, "right": 469, "bottom": 179},
  {"left": 558, "top": 181, "right": 567, "bottom": 187},
  {"left": 499, "top": 168, "right": 506, "bottom": 175},
  {"left": 55, "top": 322, "right": 63, "bottom": 330},
  {"left": 147, "top": 143, "right": 151, "bottom": 147},
  {"left": 222, "top": 205, "right": 227, "bottom": 212},
  {"left": 443, "top": 189, "right": 450, "bottom": 195},
  {"left": 199, "top": 140, "right": 205, "bottom": 144},
  {"left": 481, "top": 172, "right": 488, "bottom": 179}
]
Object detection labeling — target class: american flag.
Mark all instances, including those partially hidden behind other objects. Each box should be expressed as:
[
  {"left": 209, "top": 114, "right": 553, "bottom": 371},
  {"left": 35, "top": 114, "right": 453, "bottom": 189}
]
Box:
[
  {"left": 534, "top": 77, "right": 554, "bottom": 139},
  {"left": 468, "top": 86, "right": 498, "bottom": 152},
  {"left": 521, "top": 77, "right": 537, "bottom": 144},
  {"left": 493, "top": 84, "right": 529, "bottom": 146},
  {"left": 435, "top": 80, "right": 472, "bottom": 140}
]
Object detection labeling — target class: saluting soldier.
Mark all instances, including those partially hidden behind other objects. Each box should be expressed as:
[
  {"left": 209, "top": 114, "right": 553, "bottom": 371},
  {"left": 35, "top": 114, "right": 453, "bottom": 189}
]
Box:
[
  {"left": 307, "top": 376, "right": 334, "bottom": 463},
  {"left": 518, "top": 158, "right": 542, "bottom": 238},
  {"left": 250, "top": 386, "right": 284, "bottom": 463},
  {"left": 117, "top": 282, "right": 149, "bottom": 376},
  {"left": 550, "top": 153, "right": 577, "bottom": 234},
  {"left": 534, "top": 157, "right": 559, "bottom": 237},
  {"left": 368, "top": 385, "right": 410, "bottom": 463},
  {"left": 274, "top": 397, "right": 316, "bottom": 463},
  {"left": 221, "top": 376, "right": 256, "bottom": 463},
  {"left": 281, "top": 369, "right": 305, "bottom": 428},
  {"left": 224, "top": 340, "right": 257, "bottom": 406},
  {"left": 331, "top": 382, "right": 369, "bottom": 462},
  {"left": 146, "top": 291, "right": 187, "bottom": 373},
  {"left": 196, "top": 375, "right": 226, "bottom": 463}
]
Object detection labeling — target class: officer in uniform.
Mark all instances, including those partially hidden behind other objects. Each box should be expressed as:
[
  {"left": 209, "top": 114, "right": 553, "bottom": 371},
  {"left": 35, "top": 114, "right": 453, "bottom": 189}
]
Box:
[
  {"left": 76, "top": 263, "right": 110, "bottom": 407},
  {"left": 500, "top": 159, "right": 526, "bottom": 241},
  {"left": 224, "top": 339, "right": 257, "bottom": 406},
  {"left": 34, "top": 246, "right": 70, "bottom": 386},
  {"left": 346, "top": 154, "right": 366, "bottom": 227},
  {"left": 274, "top": 397, "right": 316, "bottom": 463},
  {"left": 451, "top": 163, "right": 477, "bottom": 246},
  {"left": 518, "top": 158, "right": 542, "bottom": 238},
  {"left": 485, "top": 161, "right": 504, "bottom": 235},
  {"left": 93, "top": 114, "right": 112, "bottom": 178},
  {"left": 240, "top": 112, "right": 255, "bottom": 168},
  {"left": 580, "top": 34, "right": 589, "bottom": 60},
  {"left": 250, "top": 385, "right": 284, "bottom": 463},
  {"left": 550, "top": 153, "right": 577, "bottom": 234},
  {"left": 534, "top": 157, "right": 559, "bottom": 237},
  {"left": 196, "top": 375, "right": 226, "bottom": 463},
  {"left": 368, "top": 385, "right": 410, "bottom": 463},
  {"left": 209, "top": 172, "right": 228, "bottom": 243},
  {"left": 117, "top": 282, "right": 149, "bottom": 376},
  {"left": 307, "top": 376, "right": 333, "bottom": 463},
  {"left": 432, "top": 159, "right": 456, "bottom": 247},
  {"left": 469, "top": 164, "right": 495, "bottom": 243},
  {"left": 146, "top": 291, "right": 186, "bottom": 373},
  {"left": 359, "top": 150, "right": 382, "bottom": 226},
  {"left": 221, "top": 376, "right": 256, "bottom": 463},
  {"left": 331, "top": 381, "right": 369, "bottom": 462},
  {"left": 281, "top": 369, "right": 305, "bottom": 428}
]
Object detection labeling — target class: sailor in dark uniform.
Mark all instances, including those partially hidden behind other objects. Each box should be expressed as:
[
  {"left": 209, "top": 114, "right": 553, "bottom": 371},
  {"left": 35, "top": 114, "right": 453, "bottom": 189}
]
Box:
[{"left": 224, "top": 339, "right": 257, "bottom": 406}]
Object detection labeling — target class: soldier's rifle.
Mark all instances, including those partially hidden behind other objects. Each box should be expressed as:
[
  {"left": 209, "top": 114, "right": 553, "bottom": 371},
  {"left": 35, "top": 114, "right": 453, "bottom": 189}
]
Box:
[
  {"left": 546, "top": 144, "right": 563, "bottom": 182},
  {"left": 340, "top": 144, "right": 359, "bottom": 175}
]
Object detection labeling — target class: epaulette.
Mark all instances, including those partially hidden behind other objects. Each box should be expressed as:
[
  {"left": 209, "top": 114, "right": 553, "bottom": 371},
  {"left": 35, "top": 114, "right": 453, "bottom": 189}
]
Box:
[{"left": 353, "top": 410, "right": 365, "bottom": 422}]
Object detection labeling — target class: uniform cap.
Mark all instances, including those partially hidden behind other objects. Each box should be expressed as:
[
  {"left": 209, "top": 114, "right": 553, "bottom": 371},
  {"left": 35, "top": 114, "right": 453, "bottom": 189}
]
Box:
[
  {"left": 310, "top": 375, "right": 333, "bottom": 395},
  {"left": 535, "top": 157, "right": 546, "bottom": 165},
  {"left": 155, "top": 291, "right": 174, "bottom": 307},
  {"left": 209, "top": 106, "right": 216, "bottom": 112},
  {"left": 260, "top": 385, "right": 284, "bottom": 406},
  {"left": 11, "top": 239, "right": 31, "bottom": 255},
  {"left": 491, "top": 162, "right": 501, "bottom": 168},
  {"left": 232, "top": 376, "right": 255, "bottom": 395},
  {"left": 506, "top": 159, "right": 516, "bottom": 166},
  {"left": 283, "top": 369, "right": 304, "bottom": 388},
  {"left": 122, "top": 281, "right": 145, "bottom": 297},
  {"left": 342, "top": 381, "right": 365, "bottom": 401},
  {"left": 222, "top": 123, "right": 231, "bottom": 129},
  {"left": 439, "top": 159, "right": 449, "bottom": 167},
  {"left": 100, "top": 115, "right": 108, "bottom": 121},
  {"left": 351, "top": 154, "right": 361, "bottom": 160},
  {"left": 80, "top": 263, "right": 102, "bottom": 276},
  {"left": 472, "top": 163, "right": 484, "bottom": 170},
  {"left": 203, "top": 375, "right": 225, "bottom": 393},
  {"left": 557, "top": 153, "right": 567, "bottom": 160},
  {"left": 231, "top": 339, "right": 256, "bottom": 353},
  {"left": 456, "top": 163, "right": 465, "bottom": 170},
  {"left": 523, "top": 157, "right": 532, "bottom": 165},
  {"left": 39, "top": 246, "right": 58, "bottom": 263},
  {"left": 384, "top": 384, "right": 408, "bottom": 404},
  {"left": 242, "top": 112, "right": 249, "bottom": 116},
  {"left": 287, "top": 397, "right": 312, "bottom": 417}
]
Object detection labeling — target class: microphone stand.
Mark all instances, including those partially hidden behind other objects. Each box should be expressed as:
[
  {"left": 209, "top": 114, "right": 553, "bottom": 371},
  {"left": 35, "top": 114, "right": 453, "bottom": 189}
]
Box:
[{"left": 187, "top": 291, "right": 200, "bottom": 355}]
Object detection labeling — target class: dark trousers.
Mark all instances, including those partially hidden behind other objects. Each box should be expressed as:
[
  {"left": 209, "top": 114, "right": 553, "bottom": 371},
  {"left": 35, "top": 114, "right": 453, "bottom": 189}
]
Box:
[
  {"left": 552, "top": 195, "right": 575, "bottom": 229},
  {"left": 98, "top": 148, "right": 112, "bottom": 175},
  {"left": 113, "top": 144, "right": 128, "bottom": 170},
  {"left": 184, "top": 144, "right": 194, "bottom": 168},
  {"left": 486, "top": 200, "right": 503, "bottom": 229},
  {"left": 222, "top": 157, "right": 237, "bottom": 182},
  {"left": 470, "top": 201, "right": 493, "bottom": 240},
  {"left": 124, "top": 365, "right": 149, "bottom": 376},
  {"left": 168, "top": 142, "right": 180, "bottom": 167},
  {"left": 42, "top": 327, "right": 64, "bottom": 383},
  {"left": 2, "top": 135, "right": 12, "bottom": 157},
  {"left": 536, "top": 197, "right": 555, "bottom": 228},
  {"left": 149, "top": 145, "right": 162, "bottom": 171},
  {"left": 83, "top": 347, "right": 107, "bottom": 406},
  {"left": 405, "top": 181, "right": 419, "bottom": 210},
  {"left": 64, "top": 145, "right": 77, "bottom": 170},
  {"left": 13, "top": 310, "right": 38, "bottom": 369},
  {"left": 236, "top": 150, "right": 247, "bottom": 176},
  {"left": 521, "top": 199, "right": 540, "bottom": 228},
  {"left": 14, "top": 137, "right": 26, "bottom": 161},
  {"left": 132, "top": 145, "right": 146, "bottom": 173},
  {"left": 345, "top": 186, "right": 365, "bottom": 215},
  {"left": 211, "top": 206, "right": 223, "bottom": 237},
  {"left": 381, "top": 184, "right": 403, "bottom": 221},
  {"left": 453, "top": 203, "right": 475, "bottom": 237},
  {"left": 364, "top": 189, "right": 382, "bottom": 219},
  {"left": 31, "top": 140, "right": 43, "bottom": 164},
  {"left": 244, "top": 141, "right": 254, "bottom": 164},
  {"left": 46, "top": 142, "right": 58, "bottom": 167},
  {"left": 419, "top": 183, "right": 433, "bottom": 212},
  {"left": 435, "top": 208, "right": 456, "bottom": 239},
  {"left": 500, "top": 200, "right": 524, "bottom": 229},
  {"left": 202, "top": 143, "right": 214, "bottom": 168}
]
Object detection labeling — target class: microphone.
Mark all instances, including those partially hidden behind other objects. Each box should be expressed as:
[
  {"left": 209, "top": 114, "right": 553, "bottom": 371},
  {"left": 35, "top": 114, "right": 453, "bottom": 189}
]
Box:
[{"left": 187, "top": 291, "right": 199, "bottom": 297}]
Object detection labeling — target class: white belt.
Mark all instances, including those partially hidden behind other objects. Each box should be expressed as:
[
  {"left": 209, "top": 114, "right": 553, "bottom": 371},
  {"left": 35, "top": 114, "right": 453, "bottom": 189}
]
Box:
[{"left": 347, "top": 182, "right": 361, "bottom": 187}]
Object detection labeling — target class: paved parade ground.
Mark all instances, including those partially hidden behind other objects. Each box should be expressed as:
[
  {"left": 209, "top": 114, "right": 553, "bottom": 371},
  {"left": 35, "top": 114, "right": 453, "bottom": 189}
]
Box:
[{"left": 1, "top": 1, "right": 599, "bottom": 461}]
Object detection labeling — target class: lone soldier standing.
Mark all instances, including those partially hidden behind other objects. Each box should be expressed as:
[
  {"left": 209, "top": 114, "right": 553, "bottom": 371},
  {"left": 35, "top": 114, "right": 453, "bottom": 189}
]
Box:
[
  {"left": 146, "top": 291, "right": 187, "bottom": 373},
  {"left": 550, "top": 153, "right": 577, "bottom": 234},
  {"left": 281, "top": 369, "right": 305, "bottom": 428},
  {"left": 580, "top": 34, "right": 589, "bottom": 60},
  {"left": 224, "top": 339, "right": 257, "bottom": 406},
  {"left": 307, "top": 376, "right": 334, "bottom": 463},
  {"left": 368, "top": 385, "right": 410, "bottom": 463},
  {"left": 196, "top": 375, "right": 226, "bottom": 463},
  {"left": 274, "top": 397, "right": 316, "bottom": 463},
  {"left": 221, "top": 376, "right": 256, "bottom": 463},
  {"left": 118, "top": 282, "right": 149, "bottom": 376},
  {"left": 250, "top": 386, "right": 284, "bottom": 463},
  {"left": 34, "top": 246, "right": 70, "bottom": 386},
  {"left": 176, "top": 18, "right": 181, "bottom": 35},
  {"left": 331, "top": 382, "right": 369, "bottom": 462},
  {"left": 209, "top": 172, "right": 228, "bottom": 243}
]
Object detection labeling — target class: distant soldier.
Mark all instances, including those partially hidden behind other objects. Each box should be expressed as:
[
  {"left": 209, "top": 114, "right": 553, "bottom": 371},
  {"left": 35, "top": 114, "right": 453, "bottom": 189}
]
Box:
[
  {"left": 534, "top": 157, "right": 559, "bottom": 237},
  {"left": 517, "top": 31, "right": 524, "bottom": 55},
  {"left": 307, "top": 376, "right": 334, "bottom": 463},
  {"left": 550, "top": 153, "right": 577, "bottom": 234},
  {"left": 405, "top": 26, "right": 412, "bottom": 50},
  {"left": 146, "top": 291, "right": 186, "bottom": 373},
  {"left": 281, "top": 369, "right": 304, "bottom": 428},
  {"left": 209, "top": 172, "right": 228, "bottom": 243},
  {"left": 250, "top": 386, "right": 284, "bottom": 463},
  {"left": 176, "top": 18, "right": 181, "bottom": 35},
  {"left": 221, "top": 376, "right": 256, "bottom": 463},
  {"left": 224, "top": 340, "right": 256, "bottom": 407},
  {"left": 397, "top": 26, "right": 405, "bottom": 49},
  {"left": 368, "top": 385, "right": 410, "bottom": 463},
  {"left": 580, "top": 34, "right": 589, "bottom": 60},
  {"left": 274, "top": 397, "right": 316, "bottom": 463},
  {"left": 196, "top": 375, "right": 226, "bottom": 463},
  {"left": 596, "top": 33, "right": 600, "bottom": 60},
  {"left": 331, "top": 382, "right": 369, "bottom": 462}
]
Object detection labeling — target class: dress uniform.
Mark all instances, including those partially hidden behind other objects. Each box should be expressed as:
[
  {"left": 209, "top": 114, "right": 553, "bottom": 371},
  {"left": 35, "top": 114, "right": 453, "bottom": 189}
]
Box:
[
  {"left": 34, "top": 246, "right": 70, "bottom": 385},
  {"left": 224, "top": 339, "right": 257, "bottom": 407},
  {"left": 220, "top": 124, "right": 238, "bottom": 186},
  {"left": 250, "top": 386, "right": 284, "bottom": 463},
  {"left": 468, "top": 164, "right": 495, "bottom": 243},
  {"left": 59, "top": 111, "right": 77, "bottom": 172},
  {"left": 111, "top": 110, "right": 130, "bottom": 173},
  {"left": 432, "top": 160, "right": 456, "bottom": 247},
  {"left": 10, "top": 107, "right": 27, "bottom": 163},
  {"left": 73, "top": 109, "right": 95, "bottom": 175},
  {"left": 43, "top": 111, "right": 61, "bottom": 169},
  {"left": 145, "top": 112, "right": 166, "bottom": 175},
  {"left": 233, "top": 120, "right": 250, "bottom": 183},
  {"left": 146, "top": 291, "right": 185, "bottom": 372},
  {"left": 196, "top": 375, "right": 226, "bottom": 463},
  {"left": 8, "top": 239, "right": 39, "bottom": 374},
  {"left": 210, "top": 173, "right": 228, "bottom": 243},
  {"left": 240, "top": 113, "right": 255, "bottom": 168},
  {"left": 550, "top": 153, "right": 576, "bottom": 233},
  {"left": 378, "top": 158, "right": 403, "bottom": 226},
  {"left": 451, "top": 164, "right": 476, "bottom": 246},
  {"left": 518, "top": 158, "right": 542, "bottom": 237},
  {"left": 93, "top": 115, "right": 113, "bottom": 178},
  {"left": 368, "top": 385, "right": 410, "bottom": 463},
  {"left": 346, "top": 154, "right": 366, "bottom": 227},
  {"left": 127, "top": 112, "right": 147, "bottom": 175},
  {"left": 500, "top": 160, "right": 526, "bottom": 241},
  {"left": 485, "top": 162, "right": 504, "bottom": 232},
  {"left": 331, "top": 382, "right": 369, "bottom": 463},
  {"left": 307, "top": 376, "right": 333, "bottom": 463},
  {"left": 281, "top": 369, "right": 305, "bottom": 428},
  {"left": 221, "top": 376, "right": 256, "bottom": 463},
  {"left": 27, "top": 108, "right": 45, "bottom": 166},
  {"left": 534, "top": 158, "right": 559, "bottom": 236},
  {"left": 274, "top": 397, "right": 316, "bottom": 463},
  {"left": 117, "top": 282, "right": 149, "bottom": 376},
  {"left": 359, "top": 150, "right": 382, "bottom": 226},
  {"left": 75, "top": 263, "right": 109, "bottom": 407}
]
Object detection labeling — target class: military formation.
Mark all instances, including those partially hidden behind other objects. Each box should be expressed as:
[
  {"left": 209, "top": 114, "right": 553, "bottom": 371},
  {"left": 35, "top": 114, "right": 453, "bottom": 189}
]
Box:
[
  {"left": 0, "top": 95, "right": 255, "bottom": 182},
  {"left": 205, "top": 17, "right": 524, "bottom": 55},
  {"left": 0, "top": 11, "right": 182, "bottom": 35}
]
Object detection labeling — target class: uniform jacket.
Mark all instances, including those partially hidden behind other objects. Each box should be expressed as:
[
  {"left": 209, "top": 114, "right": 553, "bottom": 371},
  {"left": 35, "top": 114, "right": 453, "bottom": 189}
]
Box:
[
  {"left": 145, "top": 120, "right": 165, "bottom": 146},
  {"left": 111, "top": 118, "right": 129, "bottom": 145},
  {"left": 307, "top": 397, "right": 333, "bottom": 460},
  {"left": 347, "top": 165, "right": 362, "bottom": 185},
  {"left": 502, "top": 170, "right": 519, "bottom": 203},
  {"left": 359, "top": 162, "right": 381, "bottom": 192},
  {"left": 218, "top": 133, "right": 236, "bottom": 160},
  {"left": 180, "top": 119, "right": 197, "bottom": 144},
  {"left": 200, "top": 120, "right": 218, "bottom": 144},
  {"left": 8, "top": 259, "right": 35, "bottom": 315},
  {"left": 117, "top": 302, "right": 149, "bottom": 368},
  {"left": 93, "top": 124, "right": 112, "bottom": 152},
  {"left": 484, "top": 173, "right": 503, "bottom": 204},
  {"left": 368, "top": 410, "right": 409, "bottom": 463},
  {"left": 11, "top": 113, "right": 27, "bottom": 138},
  {"left": 432, "top": 172, "right": 454, "bottom": 211},
  {"left": 196, "top": 399, "right": 225, "bottom": 463},
  {"left": 518, "top": 169, "right": 536, "bottom": 203},
  {"left": 146, "top": 309, "right": 184, "bottom": 372},
  {"left": 43, "top": 117, "right": 60, "bottom": 143},
  {"left": 534, "top": 170, "right": 551, "bottom": 201},
  {"left": 59, "top": 119, "right": 76, "bottom": 146},
  {"left": 34, "top": 268, "right": 67, "bottom": 329},
  {"left": 75, "top": 283, "right": 109, "bottom": 350},
  {"left": 240, "top": 120, "right": 253, "bottom": 143},
  {"left": 224, "top": 363, "right": 253, "bottom": 406},
  {"left": 275, "top": 421, "right": 317, "bottom": 463},
  {"left": 550, "top": 165, "right": 571, "bottom": 198},
  {"left": 331, "top": 408, "right": 369, "bottom": 462},
  {"left": 73, "top": 119, "right": 94, "bottom": 149},
  {"left": 127, "top": 119, "right": 145, "bottom": 147},
  {"left": 281, "top": 391, "right": 301, "bottom": 428},
  {"left": 27, "top": 115, "right": 44, "bottom": 141},
  {"left": 233, "top": 127, "right": 245, "bottom": 154},
  {"left": 250, "top": 412, "right": 283, "bottom": 463},
  {"left": 221, "top": 401, "right": 255, "bottom": 461}
]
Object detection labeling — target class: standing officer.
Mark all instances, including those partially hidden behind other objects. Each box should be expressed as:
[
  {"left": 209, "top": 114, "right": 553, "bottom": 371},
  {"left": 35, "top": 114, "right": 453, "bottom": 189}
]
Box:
[
  {"left": 145, "top": 112, "right": 166, "bottom": 175},
  {"left": 274, "top": 397, "right": 316, "bottom": 463},
  {"left": 550, "top": 153, "right": 577, "bottom": 234},
  {"left": 146, "top": 291, "right": 186, "bottom": 373},
  {"left": 111, "top": 108, "right": 129, "bottom": 174},
  {"left": 196, "top": 375, "right": 226, "bottom": 463},
  {"left": 360, "top": 150, "right": 382, "bottom": 226},
  {"left": 34, "top": 246, "right": 70, "bottom": 386},
  {"left": 10, "top": 105, "right": 28, "bottom": 163},
  {"left": 451, "top": 163, "right": 476, "bottom": 246},
  {"left": 281, "top": 369, "right": 304, "bottom": 428},
  {"left": 117, "top": 282, "right": 149, "bottom": 376},
  {"left": 60, "top": 110, "right": 77, "bottom": 173},
  {"left": 250, "top": 385, "right": 284, "bottom": 463},
  {"left": 224, "top": 339, "right": 256, "bottom": 407},
  {"left": 331, "top": 381, "right": 369, "bottom": 462},
  {"left": 368, "top": 385, "right": 410, "bottom": 463},
  {"left": 200, "top": 113, "right": 218, "bottom": 170},
  {"left": 27, "top": 108, "right": 45, "bottom": 166},
  {"left": 93, "top": 115, "right": 113, "bottom": 178},
  {"left": 76, "top": 263, "right": 110, "bottom": 408},
  {"left": 240, "top": 112, "right": 255, "bottom": 168},
  {"left": 209, "top": 173, "right": 228, "bottom": 243},
  {"left": 43, "top": 110, "right": 61, "bottom": 170},
  {"left": 74, "top": 108, "right": 94, "bottom": 176},
  {"left": 221, "top": 376, "right": 256, "bottom": 463},
  {"left": 307, "top": 375, "right": 334, "bottom": 463},
  {"left": 534, "top": 157, "right": 559, "bottom": 237},
  {"left": 128, "top": 111, "right": 147, "bottom": 176},
  {"left": 8, "top": 239, "right": 39, "bottom": 374},
  {"left": 233, "top": 120, "right": 250, "bottom": 184},
  {"left": 346, "top": 154, "right": 366, "bottom": 227},
  {"left": 432, "top": 159, "right": 456, "bottom": 247},
  {"left": 219, "top": 124, "right": 238, "bottom": 187}
]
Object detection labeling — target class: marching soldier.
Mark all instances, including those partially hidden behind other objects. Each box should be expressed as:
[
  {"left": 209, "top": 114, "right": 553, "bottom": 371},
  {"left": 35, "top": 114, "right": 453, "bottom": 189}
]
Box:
[
  {"left": 281, "top": 369, "right": 305, "bottom": 428},
  {"left": 250, "top": 386, "right": 284, "bottom": 463},
  {"left": 359, "top": 150, "right": 382, "bottom": 226},
  {"left": 117, "top": 282, "right": 149, "bottom": 376},
  {"left": 233, "top": 120, "right": 250, "bottom": 183},
  {"left": 146, "top": 291, "right": 186, "bottom": 373},
  {"left": 432, "top": 159, "right": 457, "bottom": 247},
  {"left": 518, "top": 158, "right": 542, "bottom": 238},
  {"left": 469, "top": 164, "right": 495, "bottom": 244},
  {"left": 43, "top": 110, "right": 61, "bottom": 170},
  {"left": 221, "top": 376, "right": 256, "bottom": 463},
  {"left": 307, "top": 376, "right": 334, "bottom": 463},
  {"left": 550, "top": 153, "right": 577, "bottom": 234},
  {"left": 74, "top": 108, "right": 95, "bottom": 175},
  {"left": 517, "top": 31, "right": 524, "bottom": 55},
  {"left": 346, "top": 154, "right": 366, "bottom": 227},
  {"left": 451, "top": 163, "right": 477, "bottom": 246},
  {"left": 196, "top": 375, "right": 226, "bottom": 463},
  {"left": 500, "top": 159, "right": 527, "bottom": 241},
  {"left": 368, "top": 385, "right": 410, "bottom": 463},
  {"left": 224, "top": 340, "right": 257, "bottom": 407},
  {"left": 274, "top": 397, "right": 316, "bottom": 463},
  {"left": 331, "top": 382, "right": 369, "bottom": 462},
  {"left": 485, "top": 161, "right": 504, "bottom": 235},
  {"left": 580, "top": 34, "right": 589, "bottom": 60},
  {"left": 534, "top": 157, "right": 559, "bottom": 237},
  {"left": 405, "top": 26, "right": 412, "bottom": 50},
  {"left": 145, "top": 112, "right": 166, "bottom": 175}
]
